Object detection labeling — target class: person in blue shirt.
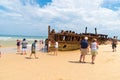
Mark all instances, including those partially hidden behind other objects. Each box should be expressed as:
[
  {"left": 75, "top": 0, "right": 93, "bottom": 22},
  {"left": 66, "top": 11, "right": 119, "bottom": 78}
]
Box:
[
  {"left": 79, "top": 37, "right": 89, "bottom": 63},
  {"left": 30, "top": 40, "right": 38, "bottom": 59}
]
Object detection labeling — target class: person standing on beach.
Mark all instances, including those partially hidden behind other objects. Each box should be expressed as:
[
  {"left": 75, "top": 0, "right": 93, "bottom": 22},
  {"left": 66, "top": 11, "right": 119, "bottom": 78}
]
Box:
[
  {"left": 30, "top": 40, "right": 38, "bottom": 59},
  {"left": 79, "top": 37, "right": 89, "bottom": 63},
  {"left": 21, "top": 38, "right": 28, "bottom": 55},
  {"left": 39, "top": 40, "right": 43, "bottom": 51},
  {"left": 48, "top": 39, "right": 52, "bottom": 53},
  {"left": 45, "top": 39, "right": 48, "bottom": 52},
  {"left": 112, "top": 37, "right": 117, "bottom": 52},
  {"left": 16, "top": 39, "right": 21, "bottom": 52},
  {"left": 54, "top": 41, "right": 58, "bottom": 55},
  {"left": 90, "top": 38, "right": 99, "bottom": 64}
]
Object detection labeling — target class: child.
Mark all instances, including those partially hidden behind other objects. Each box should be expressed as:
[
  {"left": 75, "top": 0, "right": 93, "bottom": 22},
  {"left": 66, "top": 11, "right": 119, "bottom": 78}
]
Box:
[{"left": 30, "top": 40, "right": 38, "bottom": 59}]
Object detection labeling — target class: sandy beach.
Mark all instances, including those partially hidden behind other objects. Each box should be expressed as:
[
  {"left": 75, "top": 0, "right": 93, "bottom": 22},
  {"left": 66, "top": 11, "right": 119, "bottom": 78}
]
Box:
[{"left": 1, "top": 43, "right": 120, "bottom": 80}]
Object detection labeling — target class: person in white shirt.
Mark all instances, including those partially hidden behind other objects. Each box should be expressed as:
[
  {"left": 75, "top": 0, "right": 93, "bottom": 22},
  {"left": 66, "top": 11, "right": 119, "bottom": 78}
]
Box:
[
  {"left": 90, "top": 38, "right": 98, "bottom": 64},
  {"left": 54, "top": 41, "right": 58, "bottom": 55}
]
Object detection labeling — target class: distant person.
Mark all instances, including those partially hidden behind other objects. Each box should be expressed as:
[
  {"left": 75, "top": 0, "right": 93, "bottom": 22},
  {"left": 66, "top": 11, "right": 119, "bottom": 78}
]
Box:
[
  {"left": 48, "top": 40, "right": 55, "bottom": 55},
  {"left": 21, "top": 38, "right": 28, "bottom": 55},
  {"left": 112, "top": 38, "right": 117, "bottom": 52},
  {"left": 39, "top": 40, "right": 44, "bottom": 51},
  {"left": 30, "top": 40, "right": 38, "bottom": 59},
  {"left": 90, "top": 38, "right": 99, "bottom": 64},
  {"left": 45, "top": 39, "right": 48, "bottom": 52},
  {"left": 16, "top": 39, "right": 21, "bottom": 52},
  {"left": 54, "top": 41, "right": 58, "bottom": 55},
  {"left": 48, "top": 39, "right": 52, "bottom": 53},
  {"left": 79, "top": 37, "right": 89, "bottom": 63}
]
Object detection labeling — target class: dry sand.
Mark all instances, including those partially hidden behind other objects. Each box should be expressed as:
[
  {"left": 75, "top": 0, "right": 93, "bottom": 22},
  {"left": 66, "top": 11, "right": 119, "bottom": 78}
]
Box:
[{"left": 1, "top": 43, "right": 120, "bottom": 80}]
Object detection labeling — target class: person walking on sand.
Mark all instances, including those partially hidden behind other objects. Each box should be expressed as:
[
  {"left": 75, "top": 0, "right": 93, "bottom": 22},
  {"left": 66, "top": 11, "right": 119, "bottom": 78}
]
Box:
[
  {"left": 90, "top": 38, "right": 99, "bottom": 64},
  {"left": 21, "top": 38, "right": 28, "bottom": 55},
  {"left": 30, "top": 40, "right": 38, "bottom": 59},
  {"left": 16, "top": 39, "right": 21, "bottom": 52},
  {"left": 79, "top": 37, "right": 89, "bottom": 63}
]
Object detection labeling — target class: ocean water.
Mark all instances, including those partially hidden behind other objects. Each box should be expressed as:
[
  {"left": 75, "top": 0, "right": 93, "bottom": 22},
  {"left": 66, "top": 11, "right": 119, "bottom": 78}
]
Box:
[{"left": 0, "top": 35, "right": 47, "bottom": 47}]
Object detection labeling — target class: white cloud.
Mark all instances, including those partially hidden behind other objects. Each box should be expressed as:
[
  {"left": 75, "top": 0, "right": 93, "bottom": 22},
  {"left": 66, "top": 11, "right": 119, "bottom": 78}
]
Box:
[{"left": 0, "top": 0, "right": 120, "bottom": 37}]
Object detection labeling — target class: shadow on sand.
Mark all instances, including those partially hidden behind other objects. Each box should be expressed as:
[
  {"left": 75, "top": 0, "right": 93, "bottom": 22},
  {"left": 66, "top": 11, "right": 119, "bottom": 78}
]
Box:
[
  {"left": 68, "top": 61, "right": 92, "bottom": 64},
  {"left": 16, "top": 52, "right": 22, "bottom": 55},
  {"left": 25, "top": 57, "right": 32, "bottom": 59}
]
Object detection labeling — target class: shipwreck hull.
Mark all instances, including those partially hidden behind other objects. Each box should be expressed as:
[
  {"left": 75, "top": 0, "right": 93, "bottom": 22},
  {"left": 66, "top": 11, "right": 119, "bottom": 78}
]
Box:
[
  {"left": 47, "top": 25, "right": 109, "bottom": 51},
  {"left": 58, "top": 41, "right": 80, "bottom": 51}
]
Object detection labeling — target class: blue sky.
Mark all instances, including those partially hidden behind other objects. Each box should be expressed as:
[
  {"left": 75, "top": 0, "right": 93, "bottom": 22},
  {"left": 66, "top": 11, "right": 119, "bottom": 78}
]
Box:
[{"left": 0, "top": 0, "right": 120, "bottom": 38}]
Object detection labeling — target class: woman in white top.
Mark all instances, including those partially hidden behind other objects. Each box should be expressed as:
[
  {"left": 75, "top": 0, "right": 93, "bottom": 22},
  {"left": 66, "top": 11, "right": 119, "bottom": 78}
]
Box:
[
  {"left": 54, "top": 41, "right": 58, "bottom": 55},
  {"left": 48, "top": 40, "right": 51, "bottom": 53},
  {"left": 90, "top": 38, "right": 98, "bottom": 64}
]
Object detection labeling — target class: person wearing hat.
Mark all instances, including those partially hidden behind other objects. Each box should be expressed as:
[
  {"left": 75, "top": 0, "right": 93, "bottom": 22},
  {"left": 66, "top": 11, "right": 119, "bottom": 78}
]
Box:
[
  {"left": 90, "top": 38, "right": 99, "bottom": 64},
  {"left": 79, "top": 37, "right": 89, "bottom": 63}
]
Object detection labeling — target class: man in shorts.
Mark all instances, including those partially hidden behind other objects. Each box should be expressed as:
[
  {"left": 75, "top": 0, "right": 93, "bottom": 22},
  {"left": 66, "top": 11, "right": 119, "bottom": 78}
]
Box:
[
  {"left": 112, "top": 38, "right": 117, "bottom": 52},
  {"left": 21, "top": 38, "right": 28, "bottom": 55},
  {"left": 79, "top": 37, "right": 89, "bottom": 63},
  {"left": 30, "top": 40, "right": 38, "bottom": 59}
]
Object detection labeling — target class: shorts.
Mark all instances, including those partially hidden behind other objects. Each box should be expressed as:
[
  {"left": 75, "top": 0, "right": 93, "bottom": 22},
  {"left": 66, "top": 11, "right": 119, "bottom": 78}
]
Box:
[
  {"left": 31, "top": 51, "right": 36, "bottom": 54},
  {"left": 31, "top": 49, "right": 36, "bottom": 54},
  {"left": 81, "top": 48, "right": 88, "bottom": 55},
  {"left": 91, "top": 50, "right": 98, "bottom": 56},
  {"left": 112, "top": 44, "right": 116, "bottom": 49},
  {"left": 22, "top": 47, "right": 27, "bottom": 52}
]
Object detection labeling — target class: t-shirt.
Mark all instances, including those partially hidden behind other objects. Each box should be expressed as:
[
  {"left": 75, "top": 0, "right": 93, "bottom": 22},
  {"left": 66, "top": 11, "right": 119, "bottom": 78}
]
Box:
[
  {"left": 91, "top": 42, "right": 97, "bottom": 51},
  {"left": 31, "top": 42, "right": 36, "bottom": 50},
  {"left": 80, "top": 39, "right": 88, "bottom": 49},
  {"left": 21, "top": 41, "right": 28, "bottom": 48},
  {"left": 55, "top": 42, "right": 58, "bottom": 48}
]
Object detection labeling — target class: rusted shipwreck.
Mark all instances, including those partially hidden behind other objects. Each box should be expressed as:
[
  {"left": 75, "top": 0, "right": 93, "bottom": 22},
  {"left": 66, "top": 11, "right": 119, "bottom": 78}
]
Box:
[{"left": 46, "top": 25, "right": 109, "bottom": 51}]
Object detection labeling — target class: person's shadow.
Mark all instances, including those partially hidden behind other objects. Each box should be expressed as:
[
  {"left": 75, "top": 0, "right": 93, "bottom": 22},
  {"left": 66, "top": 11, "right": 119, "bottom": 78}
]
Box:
[
  {"left": 25, "top": 57, "right": 32, "bottom": 59},
  {"left": 68, "top": 61, "right": 92, "bottom": 64}
]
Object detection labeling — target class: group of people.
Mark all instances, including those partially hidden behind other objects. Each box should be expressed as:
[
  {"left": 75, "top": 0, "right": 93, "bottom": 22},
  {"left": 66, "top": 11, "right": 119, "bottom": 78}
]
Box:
[
  {"left": 16, "top": 38, "right": 58, "bottom": 58},
  {"left": 17, "top": 38, "right": 28, "bottom": 55},
  {"left": 79, "top": 37, "right": 99, "bottom": 64},
  {"left": 16, "top": 38, "right": 38, "bottom": 59},
  {"left": 1, "top": 36, "right": 117, "bottom": 62}
]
